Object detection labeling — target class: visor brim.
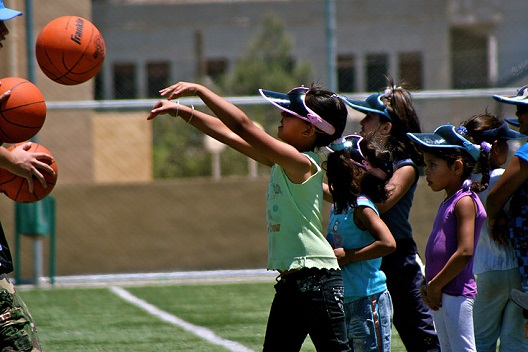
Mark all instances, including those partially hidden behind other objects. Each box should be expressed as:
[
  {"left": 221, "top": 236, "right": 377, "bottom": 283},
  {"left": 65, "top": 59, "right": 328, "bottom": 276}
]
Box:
[
  {"left": 493, "top": 94, "right": 528, "bottom": 106},
  {"left": 0, "top": 8, "right": 22, "bottom": 21},
  {"left": 505, "top": 118, "right": 521, "bottom": 127}
]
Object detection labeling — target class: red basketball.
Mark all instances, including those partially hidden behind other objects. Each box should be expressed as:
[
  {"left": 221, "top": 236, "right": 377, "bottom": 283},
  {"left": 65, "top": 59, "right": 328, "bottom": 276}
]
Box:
[
  {"left": 0, "top": 143, "right": 58, "bottom": 203},
  {"left": 35, "top": 16, "right": 106, "bottom": 85},
  {"left": 0, "top": 77, "right": 46, "bottom": 143}
]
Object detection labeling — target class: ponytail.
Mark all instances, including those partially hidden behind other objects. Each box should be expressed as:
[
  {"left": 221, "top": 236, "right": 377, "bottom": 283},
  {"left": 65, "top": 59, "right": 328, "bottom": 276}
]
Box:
[{"left": 470, "top": 142, "right": 492, "bottom": 193}]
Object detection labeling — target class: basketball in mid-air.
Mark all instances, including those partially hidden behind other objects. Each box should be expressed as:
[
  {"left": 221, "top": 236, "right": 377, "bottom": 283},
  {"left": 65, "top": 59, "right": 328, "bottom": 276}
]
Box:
[
  {"left": 0, "top": 143, "right": 58, "bottom": 203},
  {"left": 35, "top": 16, "right": 106, "bottom": 85},
  {"left": 0, "top": 77, "right": 46, "bottom": 143}
]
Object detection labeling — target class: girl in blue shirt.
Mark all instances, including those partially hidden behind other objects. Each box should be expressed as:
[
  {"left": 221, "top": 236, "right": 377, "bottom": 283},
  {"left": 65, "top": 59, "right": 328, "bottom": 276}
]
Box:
[{"left": 325, "top": 134, "right": 396, "bottom": 351}]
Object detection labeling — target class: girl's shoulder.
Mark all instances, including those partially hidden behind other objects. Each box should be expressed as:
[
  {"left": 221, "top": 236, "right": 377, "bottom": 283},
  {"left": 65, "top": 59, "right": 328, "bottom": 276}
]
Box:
[
  {"left": 454, "top": 188, "right": 485, "bottom": 213},
  {"left": 356, "top": 195, "right": 379, "bottom": 215},
  {"left": 515, "top": 142, "right": 528, "bottom": 161},
  {"left": 302, "top": 151, "right": 320, "bottom": 168},
  {"left": 394, "top": 158, "right": 419, "bottom": 179},
  {"left": 393, "top": 158, "right": 416, "bottom": 169}
]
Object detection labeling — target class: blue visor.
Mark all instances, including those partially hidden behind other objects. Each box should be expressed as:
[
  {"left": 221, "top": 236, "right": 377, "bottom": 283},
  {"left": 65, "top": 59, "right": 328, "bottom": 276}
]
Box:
[
  {"left": 493, "top": 85, "right": 528, "bottom": 106},
  {"left": 0, "top": 0, "right": 22, "bottom": 21},
  {"left": 407, "top": 124, "right": 481, "bottom": 161},
  {"left": 259, "top": 87, "right": 336, "bottom": 135},
  {"left": 341, "top": 93, "right": 391, "bottom": 121},
  {"left": 505, "top": 118, "right": 520, "bottom": 127}
]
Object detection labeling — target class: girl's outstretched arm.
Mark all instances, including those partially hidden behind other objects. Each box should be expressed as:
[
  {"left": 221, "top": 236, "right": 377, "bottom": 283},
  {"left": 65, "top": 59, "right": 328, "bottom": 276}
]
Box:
[
  {"left": 334, "top": 206, "right": 396, "bottom": 267},
  {"left": 148, "top": 99, "right": 273, "bottom": 166},
  {"left": 424, "top": 196, "right": 476, "bottom": 310},
  {"left": 160, "top": 82, "right": 315, "bottom": 184}
]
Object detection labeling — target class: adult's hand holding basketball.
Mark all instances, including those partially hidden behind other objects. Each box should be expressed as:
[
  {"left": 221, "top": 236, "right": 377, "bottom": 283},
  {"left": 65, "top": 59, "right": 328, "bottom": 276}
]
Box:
[
  {"left": 0, "top": 81, "right": 10, "bottom": 104},
  {"left": 0, "top": 142, "right": 54, "bottom": 193}
]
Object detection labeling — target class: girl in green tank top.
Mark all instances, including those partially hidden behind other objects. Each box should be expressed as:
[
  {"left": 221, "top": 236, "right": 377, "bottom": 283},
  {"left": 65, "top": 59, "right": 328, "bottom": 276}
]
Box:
[{"left": 148, "top": 82, "right": 351, "bottom": 351}]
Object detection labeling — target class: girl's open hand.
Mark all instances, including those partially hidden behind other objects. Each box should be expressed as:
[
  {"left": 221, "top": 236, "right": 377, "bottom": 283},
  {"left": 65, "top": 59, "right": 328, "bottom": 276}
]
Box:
[
  {"left": 159, "top": 82, "right": 201, "bottom": 101},
  {"left": 148, "top": 100, "right": 179, "bottom": 120}
]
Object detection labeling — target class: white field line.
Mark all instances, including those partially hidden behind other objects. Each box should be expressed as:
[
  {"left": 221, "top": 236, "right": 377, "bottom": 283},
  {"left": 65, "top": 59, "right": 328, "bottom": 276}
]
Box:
[
  {"left": 16, "top": 269, "right": 276, "bottom": 288},
  {"left": 110, "top": 286, "right": 255, "bottom": 352}
]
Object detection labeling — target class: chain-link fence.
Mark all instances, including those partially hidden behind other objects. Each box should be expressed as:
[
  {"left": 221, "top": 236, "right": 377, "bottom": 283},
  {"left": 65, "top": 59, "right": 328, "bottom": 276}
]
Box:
[{"left": 1, "top": 0, "right": 527, "bottom": 280}]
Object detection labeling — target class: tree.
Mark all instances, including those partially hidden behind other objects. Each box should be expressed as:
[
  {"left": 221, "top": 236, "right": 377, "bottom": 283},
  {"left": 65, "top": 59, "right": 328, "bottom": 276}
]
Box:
[
  {"left": 153, "top": 13, "right": 314, "bottom": 178},
  {"left": 226, "top": 14, "right": 314, "bottom": 95}
]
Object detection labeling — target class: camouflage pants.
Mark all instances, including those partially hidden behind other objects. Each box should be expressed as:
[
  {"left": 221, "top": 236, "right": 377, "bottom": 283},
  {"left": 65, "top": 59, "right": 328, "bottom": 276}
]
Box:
[{"left": 0, "top": 275, "right": 41, "bottom": 352}]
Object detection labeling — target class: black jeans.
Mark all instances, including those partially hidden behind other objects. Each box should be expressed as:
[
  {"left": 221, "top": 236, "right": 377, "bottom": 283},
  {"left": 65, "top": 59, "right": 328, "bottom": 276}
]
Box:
[{"left": 263, "top": 268, "right": 350, "bottom": 352}]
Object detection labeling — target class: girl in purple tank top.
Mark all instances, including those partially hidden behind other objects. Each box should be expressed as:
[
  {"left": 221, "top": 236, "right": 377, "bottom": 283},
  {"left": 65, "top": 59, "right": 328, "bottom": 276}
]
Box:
[{"left": 407, "top": 124, "right": 490, "bottom": 352}]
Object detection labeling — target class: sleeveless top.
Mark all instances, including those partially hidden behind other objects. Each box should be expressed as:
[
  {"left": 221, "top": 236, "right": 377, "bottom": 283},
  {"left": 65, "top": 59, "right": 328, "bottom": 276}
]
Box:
[
  {"left": 473, "top": 168, "right": 517, "bottom": 274},
  {"left": 425, "top": 188, "right": 486, "bottom": 298},
  {"left": 509, "top": 143, "right": 528, "bottom": 250},
  {"left": 266, "top": 151, "right": 339, "bottom": 271},
  {"left": 380, "top": 158, "right": 418, "bottom": 240},
  {"left": 327, "top": 195, "right": 387, "bottom": 302}
]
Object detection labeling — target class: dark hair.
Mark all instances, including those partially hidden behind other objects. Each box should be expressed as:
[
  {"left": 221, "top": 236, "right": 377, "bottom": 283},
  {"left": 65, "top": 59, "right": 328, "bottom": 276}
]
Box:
[
  {"left": 460, "top": 111, "right": 503, "bottom": 144},
  {"left": 382, "top": 81, "right": 424, "bottom": 166},
  {"left": 305, "top": 85, "right": 347, "bottom": 147},
  {"left": 458, "top": 111, "right": 498, "bottom": 192},
  {"left": 422, "top": 145, "right": 488, "bottom": 193},
  {"left": 324, "top": 134, "right": 392, "bottom": 213}
]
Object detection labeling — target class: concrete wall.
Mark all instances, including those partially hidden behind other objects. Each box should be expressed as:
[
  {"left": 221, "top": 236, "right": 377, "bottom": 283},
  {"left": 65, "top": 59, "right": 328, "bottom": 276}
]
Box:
[{"left": 2, "top": 177, "right": 444, "bottom": 279}]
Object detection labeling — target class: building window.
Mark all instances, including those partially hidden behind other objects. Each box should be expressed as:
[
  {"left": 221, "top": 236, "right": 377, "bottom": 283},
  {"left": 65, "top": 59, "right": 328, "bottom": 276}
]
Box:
[
  {"left": 206, "top": 58, "right": 228, "bottom": 83},
  {"left": 147, "top": 62, "right": 170, "bottom": 98},
  {"left": 94, "top": 71, "right": 104, "bottom": 100},
  {"left": 366, "top": 54, "right": 388, "bottom": 92},
  {"left": 337, "top": 55, "right": 355, "bottom": 93},
  {"left": 451, "top": 28, "right": 489, "bottom": 89},
  {"left": 113, "top": 63, "right": 137, "bottom": 99},
  {"left": 399, "top": 52, "right": 423, "bottom": 90}
]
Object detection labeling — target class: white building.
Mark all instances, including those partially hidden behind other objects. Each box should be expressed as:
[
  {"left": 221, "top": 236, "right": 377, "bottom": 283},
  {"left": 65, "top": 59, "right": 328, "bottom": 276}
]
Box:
[{"left": 93, "top": 0, "right": 528, "bottom": 99}]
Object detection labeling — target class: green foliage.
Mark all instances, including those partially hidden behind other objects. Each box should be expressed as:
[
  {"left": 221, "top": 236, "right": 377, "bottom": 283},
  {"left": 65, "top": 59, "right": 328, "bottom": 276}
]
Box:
[
  {"left": 152, "top": 13, "right": 314, "bottom": 179},
  {"left": 152, "top": 115, "right": 210, "bottom": 178},
  {"left": 226, "top": 14, "right": 314, "bottom": 95},
  {"left": 152, "top": 113, "right": 266, "bottom": 179}
]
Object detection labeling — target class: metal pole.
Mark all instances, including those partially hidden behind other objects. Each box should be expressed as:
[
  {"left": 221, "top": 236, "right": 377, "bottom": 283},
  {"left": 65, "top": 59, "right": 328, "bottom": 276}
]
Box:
[
  {"left": 325, "top": 0, "right": 337, "bottom": 92},
  {"left": 212, "top": 152, "right": 221, "bottom": 180},
  {"left": 32, "top": 238, "right": 42, "bottom": 285},
  {"left": 25, "top": 0, "right": 35, "bottom": 83},
  {"left": 22, "top": 0, "right": 44, "bottom": 286}
]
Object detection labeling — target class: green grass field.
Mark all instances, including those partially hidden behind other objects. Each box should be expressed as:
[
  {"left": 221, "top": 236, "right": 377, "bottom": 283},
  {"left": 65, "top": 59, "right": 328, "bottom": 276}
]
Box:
[{"left": 20, "top": 280, "right": 406, "bottom": 351}]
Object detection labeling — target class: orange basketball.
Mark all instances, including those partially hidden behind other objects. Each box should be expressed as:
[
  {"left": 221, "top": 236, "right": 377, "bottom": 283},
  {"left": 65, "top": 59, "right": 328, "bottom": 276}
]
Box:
[
  {"left": 0, "top": 77, "right": 46, "bottom": 143},
  {"left": 0, "top": 143, "right": 58, "bottom": 203},
  {"left": 35, "top": 16, "right": 106, "bottom": 85}
]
